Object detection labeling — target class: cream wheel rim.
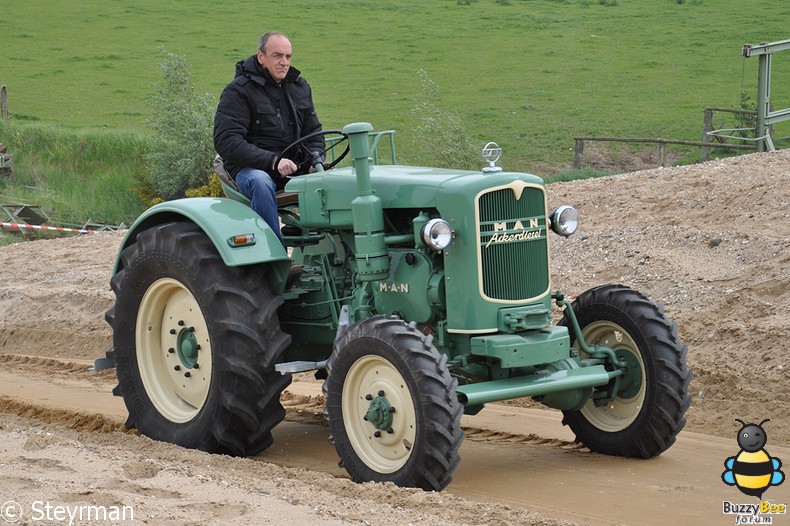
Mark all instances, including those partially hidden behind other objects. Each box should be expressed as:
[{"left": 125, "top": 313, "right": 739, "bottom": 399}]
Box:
[
  {"left": 579, "top": 321, "right": 646, "bottom": 432},
  {"left": 136, "top": 278, "right": 212, "bottom": 423},
  {"left": 342, "top": 355, "right": 417, "bottom": 474}
]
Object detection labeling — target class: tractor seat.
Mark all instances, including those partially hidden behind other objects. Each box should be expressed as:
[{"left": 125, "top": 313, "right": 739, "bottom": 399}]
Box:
[{"left": 213, "top": 155, "right": 299, "bottom": 207}]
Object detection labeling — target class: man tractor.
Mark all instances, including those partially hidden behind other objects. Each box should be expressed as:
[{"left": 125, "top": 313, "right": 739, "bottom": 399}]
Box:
[{"left": 104, "top": 122, "right": 692, "bottom": 491}]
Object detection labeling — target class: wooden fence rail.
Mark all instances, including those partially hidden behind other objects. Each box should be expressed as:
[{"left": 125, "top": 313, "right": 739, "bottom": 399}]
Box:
[
  {"left": 572, "top": 136, "right": 756, "bottom": 169},
  {"left": 700, "top": 106, "right": 758, "bottom": 161},
  {"left": 573, "top": 107, "right": 764, "bottom": 169}
]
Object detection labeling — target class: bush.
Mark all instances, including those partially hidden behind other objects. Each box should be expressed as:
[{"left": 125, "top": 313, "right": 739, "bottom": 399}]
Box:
[
  {"left": 737, "top": 90, "right": 757, "bottom": 138},
  {"left": 143, "top": 48, "right": 216, "bottom": 201},
  {"left": 412, "top": 70, "right": 480, "bottom": 170},
  {"left": 184, "top": 174, "right": 224, "bottom": 198}
]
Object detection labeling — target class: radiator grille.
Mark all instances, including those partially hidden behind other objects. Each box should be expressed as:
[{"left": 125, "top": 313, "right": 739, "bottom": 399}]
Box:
[{"left": 478, "top": 186, "right": 549, "bottom": 301}]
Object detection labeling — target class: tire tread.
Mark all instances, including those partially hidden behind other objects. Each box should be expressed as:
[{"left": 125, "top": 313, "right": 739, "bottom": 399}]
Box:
[{"left": 559, "top": 284, "right": 692, "bottom": 458}]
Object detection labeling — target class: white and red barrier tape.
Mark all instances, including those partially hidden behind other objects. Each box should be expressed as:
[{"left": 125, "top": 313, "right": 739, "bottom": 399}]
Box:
[{"left": 0, "top": 222, "right": 96, "bottom": 234}]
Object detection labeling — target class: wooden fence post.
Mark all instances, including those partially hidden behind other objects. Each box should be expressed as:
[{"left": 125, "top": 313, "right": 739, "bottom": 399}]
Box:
[
  {"left": 0, "top": 85, "right": 8, "bottom": 121},
  {"left": 701, "top": 107, "right": 713, "bottom": 162},
  {"left": 657, "top": 141, "right": 667, "bottom": 167},
  {"left": 573, "top": 138, "right": 584, "bottom": 169}
]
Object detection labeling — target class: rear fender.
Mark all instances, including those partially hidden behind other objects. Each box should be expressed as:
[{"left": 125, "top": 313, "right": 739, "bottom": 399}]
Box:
[{"left": 113, "top": 198, "right": 290, "bottom": 292}]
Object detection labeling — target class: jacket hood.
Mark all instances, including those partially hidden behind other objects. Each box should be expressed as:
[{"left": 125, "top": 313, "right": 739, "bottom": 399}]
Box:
[{"left": 234, "top": 55, "right": 301, "bottom": 85}]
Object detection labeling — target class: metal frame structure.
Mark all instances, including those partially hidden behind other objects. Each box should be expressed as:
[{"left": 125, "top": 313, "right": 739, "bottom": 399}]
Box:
[{"left": 742, "top": 39, "right": 790, "bottom": 152}]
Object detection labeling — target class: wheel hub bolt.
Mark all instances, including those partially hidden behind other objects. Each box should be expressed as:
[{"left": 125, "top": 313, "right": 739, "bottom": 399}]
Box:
[
  {"left": 167, "top": 347, "right": 175, "bottom": 354},
  {"left": 174, "top": 365, "right": 181, "bottom": 371},
  {"left": 193, "top": 363, "right": 200, "bottom": 369},
  {"left": 365, "top": 394, "right": 373, "bottom": 401},
  {"left": 169, "top": 328, "right": 177, "bottom": 335},
  {"left": 386, "top": 427, "right": 394, "bottom": 434},
  {"left": 378, "top": 390, "right": 385, "bottom": 397},
  {"left": 373, "top": 431, "right": 381, "bottom": 438},
  {"left": 184, "top": 371, "right": 191, "bottom": 378},
  {"left": 178, "top": 320, "right": 185, "bottom": 326}
]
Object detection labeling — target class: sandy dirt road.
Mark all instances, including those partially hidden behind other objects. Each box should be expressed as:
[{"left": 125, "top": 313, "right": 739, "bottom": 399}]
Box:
[
  {"left": 1, "top": 149, "right": 789, "bottom": 525},
  {"left": 0, "top": 360, "right": 787, "bottom": 526}
]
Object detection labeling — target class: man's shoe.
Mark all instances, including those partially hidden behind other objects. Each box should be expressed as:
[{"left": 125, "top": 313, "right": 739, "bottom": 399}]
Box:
[
  {"left": 281, "top": 225, "right": 301, "bottom": 237},
  {"left": 286, "top": 263, "right": 303, "bottom": 287}
]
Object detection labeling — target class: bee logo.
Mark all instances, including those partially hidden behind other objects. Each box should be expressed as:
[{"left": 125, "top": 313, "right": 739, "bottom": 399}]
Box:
[{"left": 722, "top": 418, "right": 784, "bottom": 498}]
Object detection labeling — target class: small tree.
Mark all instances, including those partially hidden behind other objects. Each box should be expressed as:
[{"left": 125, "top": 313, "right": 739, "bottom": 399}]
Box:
[
  {"left": 413, "top": 69, "right": 479, "bottom": 170},
  {"left": 143, "top": 48, "right": 215, "bottom": 201},
  {"left": 737, "top": 89, "right": 757, "bottom": 139}
]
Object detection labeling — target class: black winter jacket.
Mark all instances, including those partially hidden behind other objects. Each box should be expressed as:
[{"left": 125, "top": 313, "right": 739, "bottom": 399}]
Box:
[{"left": 213, "top": 55, "right": 323, "bottom": 179}]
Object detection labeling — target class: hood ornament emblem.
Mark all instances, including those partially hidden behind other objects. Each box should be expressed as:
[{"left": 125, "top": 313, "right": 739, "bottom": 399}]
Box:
[{"left": 482, "top": 142, "right": 503, "bottom": 173}]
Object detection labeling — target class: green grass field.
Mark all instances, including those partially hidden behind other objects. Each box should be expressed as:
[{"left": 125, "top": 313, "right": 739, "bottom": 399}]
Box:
[
  {"left": 4, "top": 1, "right": 790, "bottom": 164},
  {"left": 1, "top": 0, "right": 789, "bottom": 224}
]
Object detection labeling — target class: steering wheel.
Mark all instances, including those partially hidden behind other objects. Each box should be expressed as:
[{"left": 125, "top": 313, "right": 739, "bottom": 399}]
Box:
[{"left": 274, "top": 129, "right": 350, "bottom": 176}]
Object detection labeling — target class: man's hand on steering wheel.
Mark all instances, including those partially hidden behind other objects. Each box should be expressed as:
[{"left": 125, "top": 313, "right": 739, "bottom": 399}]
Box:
[
  {"left": 275, "top": 157, "right": 299, "bottom": 177},
  {"left": 273, "top": 130, "right": 349, "bottom": 178}
]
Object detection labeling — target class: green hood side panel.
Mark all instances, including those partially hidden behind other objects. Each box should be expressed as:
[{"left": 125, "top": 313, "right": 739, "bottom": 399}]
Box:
[{"left": 286, "top": 165, "right": 480, "bottom": 228}]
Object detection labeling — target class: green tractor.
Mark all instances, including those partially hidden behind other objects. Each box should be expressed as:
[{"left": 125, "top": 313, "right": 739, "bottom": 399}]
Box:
[{"left": 104, "top": 122, "right": 691, "bottom": 491}]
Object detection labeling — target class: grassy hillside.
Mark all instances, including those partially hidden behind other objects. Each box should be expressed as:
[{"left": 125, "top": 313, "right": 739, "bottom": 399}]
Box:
[
  {"left": 2, "top": 0, "right": 789, "bottom": 171},
  {"left": 0, "top": 122, "right": 148, "bottom": 227}
]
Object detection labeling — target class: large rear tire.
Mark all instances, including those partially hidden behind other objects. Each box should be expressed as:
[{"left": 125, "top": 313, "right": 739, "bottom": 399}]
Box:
[
  {"left": 324, "top": 316, "right": 463, "bottom": 491},
  {"left": 558, "top": 284, "right": 692, "bottom": 458},
  {"left": 106, "top": 221, "right": 291, "bottom": 456}
]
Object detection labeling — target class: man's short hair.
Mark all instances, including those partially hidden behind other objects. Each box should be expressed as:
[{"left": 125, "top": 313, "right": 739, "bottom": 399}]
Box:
[{"left": 258, "top": 31, "right": 287, "bottom": 53}]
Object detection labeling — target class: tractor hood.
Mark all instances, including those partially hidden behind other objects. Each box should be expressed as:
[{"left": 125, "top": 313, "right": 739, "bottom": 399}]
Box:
[{"left": 287, "top": 164, "right": 545, "bottom": 228}]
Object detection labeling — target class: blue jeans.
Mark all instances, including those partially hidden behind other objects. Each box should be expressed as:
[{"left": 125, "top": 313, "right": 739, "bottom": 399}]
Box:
[{"left": 235, "top": 168, "right": 282, "bottom": 243}]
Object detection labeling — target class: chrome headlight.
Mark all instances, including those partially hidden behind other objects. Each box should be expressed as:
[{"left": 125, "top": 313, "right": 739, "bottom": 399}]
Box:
[
  {"left": 550, "top": 205, "right": 579, "bottom": 236},
  {"left": 421, "top": 218, "right": 454, "bottom": 251}
]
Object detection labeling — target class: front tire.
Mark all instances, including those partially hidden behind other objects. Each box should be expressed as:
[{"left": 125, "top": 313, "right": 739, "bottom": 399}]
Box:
[
  {"left": 558, "top": 284, "right": 692, "bottom": 458},
  {"left": 324, "top": 316, "right": 463, "bottom": 491},
  {"left": 106, "top": 221, "right": 291, "bottom": 456}
]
